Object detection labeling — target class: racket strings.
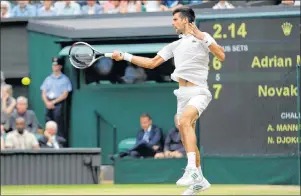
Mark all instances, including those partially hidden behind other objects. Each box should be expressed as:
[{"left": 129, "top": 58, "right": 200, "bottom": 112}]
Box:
[{"left": 69, "top": 45, "right": 95, "bottom": 68}]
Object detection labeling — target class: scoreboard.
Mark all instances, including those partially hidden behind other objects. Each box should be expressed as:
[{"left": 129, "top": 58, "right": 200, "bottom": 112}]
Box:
[{"left": 197, "top": 16, "right": 300, "bottom": 155}]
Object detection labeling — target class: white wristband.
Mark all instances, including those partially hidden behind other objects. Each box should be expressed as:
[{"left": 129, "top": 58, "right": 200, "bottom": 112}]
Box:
[
  {"left": 123, "top": 52, "right": 133, "bottom": 62},
  {"left": 202, "top": 34, "right": 212, "bottom": 47}
]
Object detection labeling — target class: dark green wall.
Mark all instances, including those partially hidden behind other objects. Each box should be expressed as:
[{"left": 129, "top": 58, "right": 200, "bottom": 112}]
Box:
[
  {"left": 28, "top": 32, "right": 65, "bottom": 126},
  {"left": 114, "top": 156, "right": 300, "bottom": 185},
  {"left": 69, "top": 83, "right": 178, "bottom": 164}
]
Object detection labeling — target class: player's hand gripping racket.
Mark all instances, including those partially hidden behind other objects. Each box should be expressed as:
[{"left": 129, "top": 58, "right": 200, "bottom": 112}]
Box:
[{"left": 69, "top": 42, "right": 113, "bottom": 69}]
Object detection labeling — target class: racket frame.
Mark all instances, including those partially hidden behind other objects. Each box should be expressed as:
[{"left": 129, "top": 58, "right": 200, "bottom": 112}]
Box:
[{"left": 69, "top": 42, "right": 113, "bottom": 69}]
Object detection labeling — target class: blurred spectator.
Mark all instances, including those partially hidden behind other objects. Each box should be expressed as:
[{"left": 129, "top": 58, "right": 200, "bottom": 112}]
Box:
[
  {"left": 5, "top": 117, "right": 39, "bottom": 149},
  {"left": 0, "top": 135, "right": 4, "bottom": 150},
  {"left": 160, "top": 0, "right": 182, "bottom": 11},
  {"left": 155, "top": 115, "right": 185, "bottom": 159},
  {"left": 181, "top": 0, "right": 202, "bottom": 5},
  {"left": 111, "top": 113, "right": 163, "bottom": 160},
  {"left": 1, "top": 124, "right": 5, "bottom": 135},
  {"left": 1, "top": 124, "right": 5, "bottom": 150},
  {"left": 104, "top": 0, "right": 122, "bottom": 14},
  {"left": 38, "top": 121, "right": 66, "bottom": 148},
  {"left": 213, "top": 0, "right": 235, "bottom": 9},
  {"left": 280, "top": 0, "right": 300, "bottom": 5},
  {"left": 1, "top": 71, "right": 5, "bottom": 85},
  {"left": 8, "top": 96, "right": 39, "bottom": 133},
  {"left": 1, "top": 84, "right": 16, "bottom": 124},
  {"left": 37, "top": 0, "right": 56, "bottom": 17},
  {"left": 12, "top": 0, "right": 36, "bottom": 17},
  {"left": 54, "top": 0, "right": 81, "bottom": 16},
  {"left": 81, "top": 0, "right": 104, "bottom": 15},
  {"left": 142, "top": 0, "right": 161, "bottom": 12},
  {"left": 121, "top": 63, "right": 147, "bottom": 84},
  {"left": 120, "top": 0, "right": 142, "bottom": 13},
  {"left": 1, "top": 1, "right": 12, "bottom": 18},
  {"left": 40, "top": 57, "right": 72, "bottom": 137}
]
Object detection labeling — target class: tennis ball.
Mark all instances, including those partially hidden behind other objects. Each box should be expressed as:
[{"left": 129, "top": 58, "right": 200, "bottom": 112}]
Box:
[{"left": 22, "top": 77, "right": 31, "bottom": 85}]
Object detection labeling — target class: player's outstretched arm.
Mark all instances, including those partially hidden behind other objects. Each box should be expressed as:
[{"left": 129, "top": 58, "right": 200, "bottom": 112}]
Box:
[
  {"left": 111, "top": 51, "right": 165, "bottom": 69},
  {"left": 208, "top": 43, "right": 225, "bottom": 62}
]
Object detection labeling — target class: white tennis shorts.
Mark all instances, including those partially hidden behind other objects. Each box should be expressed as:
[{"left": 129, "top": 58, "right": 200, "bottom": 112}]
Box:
[{"left": 174, "top": 86, "right": 212, "bottom": 119}]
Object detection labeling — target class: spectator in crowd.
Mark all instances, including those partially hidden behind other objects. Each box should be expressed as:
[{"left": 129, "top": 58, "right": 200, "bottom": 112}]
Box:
[
  {"left": 8, "top": 96, "right": 39, "bottom": 133},
  {"left": 120, "top": 0, "right": 142, "bottom": 13},
  {"left": 1, "top": 124, "right": 5, "bottom": 150},
  {"left": 213, "top": 0, "right": 235, "bottom": 9},
  {"left": 0, "top": 135, "right": 4, "bottom": 150},
  {"left": 142, "top": 0, "right": 161, "bottom": 12},
  {"left": 104, "top": 0, "right": 122, "bottom": 14},
  {"left": 1, "top": 1, "right": 11, "bottom": 18},
  {"left": 160, "top": 0, "right": 182, "bottom": 11},
  {"left": 280, "top": 0, "right": 300, "bottom": 6},
  {"left": 12, "top": 0, "right": 36, "bottom": 17},
  {"left": 121, "top": 63, "right": 147, "bottom": 84},
  {"left": 54, "top": 0, "right": 81, "bottom": 16},
  {"left": 81, "top": 0, "right": 104, "bottom": 15},
  {"left": 40, "top": 57, "right": 72, "bottom": 137},
  {"left": 155, "top": 115, "right": 185, "bottom": 159},
  {"left": 111, "top": 113, "right": 163, "bottom": 160},
  {"left": 1, "top": 71, "right": 6, "bottom": 85},
  {"left": 1, "top": 84, "right": 16, "bottom": 116},
  {"left": 37, "top": 0, "right": 56, "bottom": 17},
  {"left": 1, "top": 84, "right": 16, "bottom": 126},
  {"left": 38, "top": 121, "right": 66, "bottom": 148},
  {"left": 5, "top": 117, "right": 39, "bottom": 149},
  {"left": 1, "top": 124, "right": 5, "bottom": 135}
]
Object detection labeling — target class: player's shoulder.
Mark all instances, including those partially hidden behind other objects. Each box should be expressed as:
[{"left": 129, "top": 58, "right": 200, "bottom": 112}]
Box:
[{"left": 171, "top": 39, "right": 182, "bottom": 44}]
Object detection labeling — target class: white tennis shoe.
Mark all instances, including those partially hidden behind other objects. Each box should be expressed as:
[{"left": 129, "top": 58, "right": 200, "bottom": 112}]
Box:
[
  {"left": 176, "top": 167, "right": 202, "bottom": 186},
  {"left": 182, "top": 177, "right": 211, "bottom": 195}
]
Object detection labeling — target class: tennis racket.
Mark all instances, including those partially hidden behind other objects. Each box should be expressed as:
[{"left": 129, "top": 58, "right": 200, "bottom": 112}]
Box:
[{"left": 69, "top": 42, "right": 113, "bottom": 69}]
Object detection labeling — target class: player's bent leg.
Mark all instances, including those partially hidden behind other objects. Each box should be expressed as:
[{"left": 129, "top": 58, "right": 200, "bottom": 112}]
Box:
[
  {"left": 176, "top": 114, "right": 188, "bottom": 157},
  {"left": 192, "top": 121, "right": 201, "bottom": 169},
  {"left": 176, "top": 105, "right": 201, "bottom": 186}
]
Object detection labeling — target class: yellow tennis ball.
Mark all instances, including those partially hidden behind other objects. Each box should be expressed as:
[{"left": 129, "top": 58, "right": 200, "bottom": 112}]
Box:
[{"left": 22, "top": 77, "right": 31, "bottom": 85}]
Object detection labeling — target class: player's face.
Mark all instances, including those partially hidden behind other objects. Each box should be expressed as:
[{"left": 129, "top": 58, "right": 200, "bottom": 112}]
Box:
[
  {"left": 172, "top": 13, "right": 186, "bottom": 34},
  {"left": 140, "top": 117, "right": 152, "bottom": 131}
]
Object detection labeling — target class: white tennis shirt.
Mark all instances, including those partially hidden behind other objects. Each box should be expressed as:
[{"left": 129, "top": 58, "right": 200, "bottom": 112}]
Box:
[{"left": 157, "top": 33, "right": 216, "bottom": 87}]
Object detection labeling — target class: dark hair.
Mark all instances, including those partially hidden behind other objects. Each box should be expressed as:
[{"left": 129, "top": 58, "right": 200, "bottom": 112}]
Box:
[
  {"left": 172, "top": 7, "right": 195, "bottom": 23},
  {"left": 140, "top": 113, "right": 152, "bottom": 120}
]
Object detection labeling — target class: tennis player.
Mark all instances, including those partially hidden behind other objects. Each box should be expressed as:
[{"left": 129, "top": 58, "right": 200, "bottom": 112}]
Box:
[{"left": 111, "top": 7, "right": 225, "bottom": 195}]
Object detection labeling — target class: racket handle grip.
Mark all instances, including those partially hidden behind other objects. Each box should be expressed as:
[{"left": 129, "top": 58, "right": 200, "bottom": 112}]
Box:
[{"left": 104, "top": 53, "right": 113, "bottom": 58}]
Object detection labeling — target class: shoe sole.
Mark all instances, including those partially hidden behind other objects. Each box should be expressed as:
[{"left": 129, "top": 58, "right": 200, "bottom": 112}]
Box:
[
  {"left": 182, "top": 184, "right": 211, "bottom": 195},
  {"left": 176, "top": 181, "right": 195, "bottom": 186}
]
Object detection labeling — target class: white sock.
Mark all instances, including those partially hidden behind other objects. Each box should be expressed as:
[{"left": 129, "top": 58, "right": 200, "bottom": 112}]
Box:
[
  {"left": 198, "top": 166, "right": 203, "bottom": 176},
  {"left": 187, "top": 152, "right": 196, "bottom": 168}
]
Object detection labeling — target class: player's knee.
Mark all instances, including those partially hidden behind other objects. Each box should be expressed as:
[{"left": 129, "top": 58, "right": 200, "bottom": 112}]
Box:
[{"left": 179, "top": 116, "right": 193, "bottom": 130}]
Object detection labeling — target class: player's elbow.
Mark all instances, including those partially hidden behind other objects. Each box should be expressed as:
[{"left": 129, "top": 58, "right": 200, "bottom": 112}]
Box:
[{"left": 149, "top": 59, "right": 158, "bottom": 69}]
